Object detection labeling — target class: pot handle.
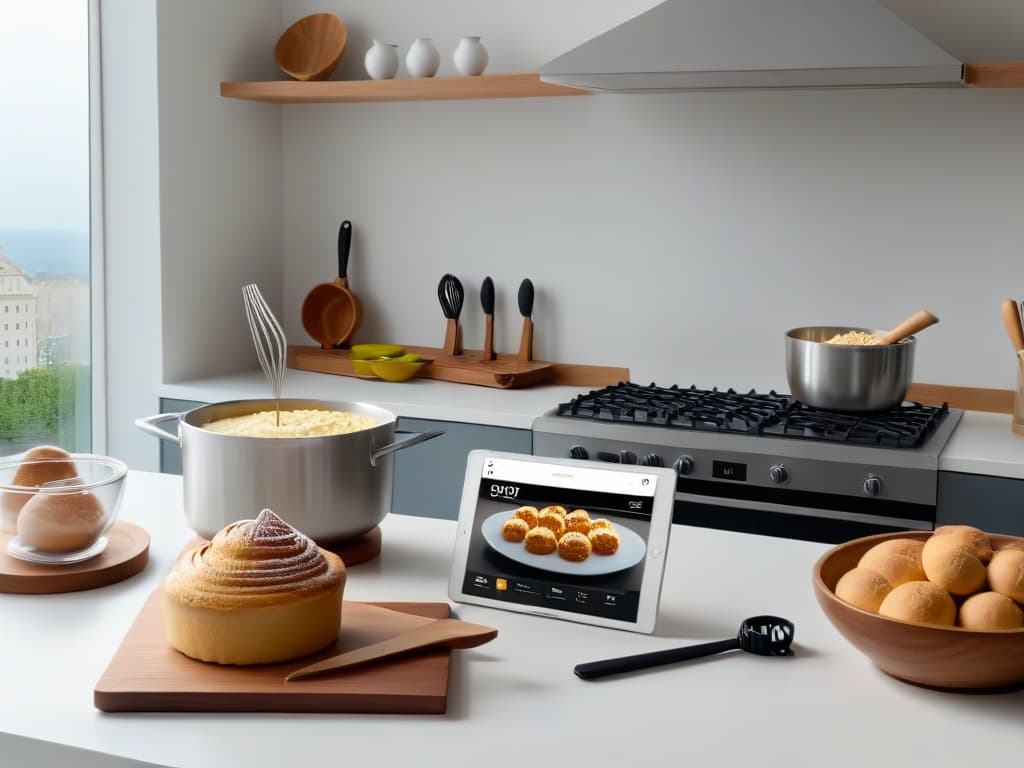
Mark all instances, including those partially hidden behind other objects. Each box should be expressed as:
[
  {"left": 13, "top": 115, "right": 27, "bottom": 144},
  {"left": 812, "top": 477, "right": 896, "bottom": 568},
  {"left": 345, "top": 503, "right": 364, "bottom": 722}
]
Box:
[
  {"left": 370, "top": 430, "right": 444, "bottom": 467},
  {"left": 134, "top": 412, "right": 183, "bottom": 446}
]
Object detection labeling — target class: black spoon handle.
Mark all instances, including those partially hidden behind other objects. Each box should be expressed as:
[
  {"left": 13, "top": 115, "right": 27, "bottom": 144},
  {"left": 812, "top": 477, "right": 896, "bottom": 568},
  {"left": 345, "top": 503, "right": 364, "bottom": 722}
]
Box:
[
  {"left": 574, "top": 637, "right": 740, "bottom": 680},
  {"left": 337, "top": 221, "right": 352, "bottom": 279}
]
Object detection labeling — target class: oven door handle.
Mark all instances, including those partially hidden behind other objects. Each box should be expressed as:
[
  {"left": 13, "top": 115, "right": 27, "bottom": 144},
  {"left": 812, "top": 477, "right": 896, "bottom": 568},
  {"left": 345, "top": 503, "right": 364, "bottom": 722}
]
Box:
[{"left": 673, "top": 491, "right": 932, "bottom": 531}]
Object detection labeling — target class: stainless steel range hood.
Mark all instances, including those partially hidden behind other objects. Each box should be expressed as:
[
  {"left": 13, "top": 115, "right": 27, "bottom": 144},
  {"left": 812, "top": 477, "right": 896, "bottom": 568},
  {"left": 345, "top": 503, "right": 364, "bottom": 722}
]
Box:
[{"left": 540, "top": 0, "right": 964, "bottom": 92}]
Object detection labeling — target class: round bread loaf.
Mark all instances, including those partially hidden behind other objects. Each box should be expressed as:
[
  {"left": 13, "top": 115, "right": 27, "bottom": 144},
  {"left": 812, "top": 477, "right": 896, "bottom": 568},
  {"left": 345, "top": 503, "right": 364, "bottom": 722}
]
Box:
[
  {"left": 878, "top": 580, "right": 956, "bottom": 626},
  {"left": 162, "top": 509, "right": 346, "bottom": 665},
  {"left": 511, "top": 506, "right": 539, "bottom": 529},
  {"left": 958, "top": 591, "right": 1024, "bottom": 630},
  {"left": 16, "top": 490, "right": 105, "bottom": 552},
  {"left": 987, "top": 548, "right": 1024, "bottom": 603},
  {"left": 921, "top": 535, "right": 988, "bottom": 596},
  {"left": 858, "top": 538, "right": 925, "bottom": 587},
  {"left": 930, "top": 525, "right": 993, "bottom": 563},
  {"left": 835, "top": 567, "right": 893, "bottom": 613},
  {"left": 1, "top": 446, "right": 79, "bottom": 534}
]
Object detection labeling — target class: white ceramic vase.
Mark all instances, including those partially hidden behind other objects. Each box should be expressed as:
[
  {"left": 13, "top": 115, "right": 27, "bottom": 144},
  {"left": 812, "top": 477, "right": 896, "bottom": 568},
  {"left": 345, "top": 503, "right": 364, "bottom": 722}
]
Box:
[
  {"left": 453, "top": 36, "right": 488, "bottom": 76},
  {"left": 364, "top": 40, "right": 399, "bottom": 80},
  {"left": 406, "top": 37, "right": 440, "bottom": 78}
]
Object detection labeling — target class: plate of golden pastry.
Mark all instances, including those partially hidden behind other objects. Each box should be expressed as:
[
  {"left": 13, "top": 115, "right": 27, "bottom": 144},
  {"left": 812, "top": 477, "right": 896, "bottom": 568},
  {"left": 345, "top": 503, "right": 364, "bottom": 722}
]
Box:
[{"left": 481, "top": 506, "right": 647, "bottom": 576}]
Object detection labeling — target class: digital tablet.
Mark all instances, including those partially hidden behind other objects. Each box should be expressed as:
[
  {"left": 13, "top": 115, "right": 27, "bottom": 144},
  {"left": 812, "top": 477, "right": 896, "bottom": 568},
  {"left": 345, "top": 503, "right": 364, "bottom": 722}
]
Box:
[{"left": 448, "top": 450, "right": 676, "bottom": 634}]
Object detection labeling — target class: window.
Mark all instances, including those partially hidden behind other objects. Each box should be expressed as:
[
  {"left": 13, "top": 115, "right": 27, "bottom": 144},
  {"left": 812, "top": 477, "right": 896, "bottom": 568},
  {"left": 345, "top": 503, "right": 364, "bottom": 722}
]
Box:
[{"left": 0, "top": 0, "right": 94, "bottom": 453}]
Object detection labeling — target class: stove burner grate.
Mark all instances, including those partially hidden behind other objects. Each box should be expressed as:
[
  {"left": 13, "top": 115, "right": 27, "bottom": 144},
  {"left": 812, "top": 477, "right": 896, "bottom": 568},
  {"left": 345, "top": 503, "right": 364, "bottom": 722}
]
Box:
[{"left": 557, "top": 383, "right": 948, "bottom": 448}]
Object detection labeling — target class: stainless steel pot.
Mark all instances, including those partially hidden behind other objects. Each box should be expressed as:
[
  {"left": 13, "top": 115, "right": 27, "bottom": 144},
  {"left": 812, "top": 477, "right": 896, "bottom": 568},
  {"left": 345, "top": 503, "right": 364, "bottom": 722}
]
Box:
[
  {"left": 135, "top": 398, "right": 442, "bottom": 543},
  {"left": 785, "top": 327, "right": 915, "bottom": 411}
]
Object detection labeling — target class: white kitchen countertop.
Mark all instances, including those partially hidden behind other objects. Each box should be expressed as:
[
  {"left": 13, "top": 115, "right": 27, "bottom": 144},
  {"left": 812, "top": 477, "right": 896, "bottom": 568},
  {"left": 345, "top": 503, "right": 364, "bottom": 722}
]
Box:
[
  {"left": 161, "top": 371, "right": 1024, "bottom": 479},
  {"left": 2, "top": 471, "right": 1023, "bottom": 768}
]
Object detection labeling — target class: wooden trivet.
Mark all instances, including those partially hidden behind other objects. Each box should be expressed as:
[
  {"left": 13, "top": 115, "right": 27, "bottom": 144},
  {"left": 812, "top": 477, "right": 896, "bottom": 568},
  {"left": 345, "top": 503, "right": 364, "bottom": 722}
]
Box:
[
  {"left": 323, "top": 525, "right": 382, "bottom": 566},
  {"left": 0, "top": 521, "right": 150, "bottom": 594}
]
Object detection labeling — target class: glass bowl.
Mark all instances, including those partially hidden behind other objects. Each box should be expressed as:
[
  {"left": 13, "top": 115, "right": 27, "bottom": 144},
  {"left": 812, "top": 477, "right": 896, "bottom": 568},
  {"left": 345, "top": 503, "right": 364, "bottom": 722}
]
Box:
[{"left": 0, "top": 453, "right": 128, "bottom": 564}]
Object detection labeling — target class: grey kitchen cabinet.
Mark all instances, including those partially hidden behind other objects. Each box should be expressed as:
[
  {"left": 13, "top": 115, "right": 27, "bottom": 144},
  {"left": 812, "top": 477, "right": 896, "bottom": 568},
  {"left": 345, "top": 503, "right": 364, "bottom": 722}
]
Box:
[
  {"left": 157, "top": 398, "right": 207, "bottom": 475},
  {"left": 392, "top": 417, "right": 531, "bottom": 520},
  {"left": 937, "top": 471, "right": 1024, "bottom": 537}
]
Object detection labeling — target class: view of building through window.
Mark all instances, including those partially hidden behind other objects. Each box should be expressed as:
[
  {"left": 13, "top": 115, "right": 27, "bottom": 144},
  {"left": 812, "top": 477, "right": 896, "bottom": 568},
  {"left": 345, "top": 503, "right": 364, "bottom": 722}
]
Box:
[{"left": 0, "top": 0, "right": 92, "bottom": 453}]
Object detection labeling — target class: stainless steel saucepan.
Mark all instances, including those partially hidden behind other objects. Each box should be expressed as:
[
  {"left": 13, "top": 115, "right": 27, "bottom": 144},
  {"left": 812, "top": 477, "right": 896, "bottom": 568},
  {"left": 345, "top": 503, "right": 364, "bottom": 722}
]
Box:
[
  {"left": 135, "top": 398, "right": 442, "bottom": 543},
  {"left": 785, "top": 328, "right": 915, "bottom": 411}
]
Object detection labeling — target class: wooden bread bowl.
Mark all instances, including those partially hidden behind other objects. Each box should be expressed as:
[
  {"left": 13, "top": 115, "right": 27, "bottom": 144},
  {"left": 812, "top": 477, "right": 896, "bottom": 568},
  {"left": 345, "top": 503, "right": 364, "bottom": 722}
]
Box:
[
  {"left": 813, "top": 530, "right": 1024, "bottom": 691},
  {"left": 274, "top": 13, "right": 347, "bottom": 81}
]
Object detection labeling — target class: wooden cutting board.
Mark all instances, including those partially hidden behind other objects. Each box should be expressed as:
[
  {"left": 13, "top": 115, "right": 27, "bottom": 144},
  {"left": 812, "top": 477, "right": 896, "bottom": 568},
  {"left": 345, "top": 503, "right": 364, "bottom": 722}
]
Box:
[{"left": 95, "top": 591, "right": 452, "bottom": 714}]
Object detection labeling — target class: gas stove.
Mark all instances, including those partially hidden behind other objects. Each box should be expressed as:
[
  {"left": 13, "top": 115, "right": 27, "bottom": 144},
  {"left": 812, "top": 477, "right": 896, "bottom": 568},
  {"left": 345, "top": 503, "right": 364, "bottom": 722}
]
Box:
[{"left": 532, "top": 383, "right": 964, "bottom": 544}]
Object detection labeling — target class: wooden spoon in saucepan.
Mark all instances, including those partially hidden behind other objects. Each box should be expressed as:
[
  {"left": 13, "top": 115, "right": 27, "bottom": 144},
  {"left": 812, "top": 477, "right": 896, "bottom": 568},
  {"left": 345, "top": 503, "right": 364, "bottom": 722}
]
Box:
[
  {"left": 1001, "top": 298, "right": 1024, "bottom": 353},
  {"left": 285, "top": 619, "right": 498, "bottom": 681},
  {"left": 877, "top": 309, "right": 939, "bottom": 345}
]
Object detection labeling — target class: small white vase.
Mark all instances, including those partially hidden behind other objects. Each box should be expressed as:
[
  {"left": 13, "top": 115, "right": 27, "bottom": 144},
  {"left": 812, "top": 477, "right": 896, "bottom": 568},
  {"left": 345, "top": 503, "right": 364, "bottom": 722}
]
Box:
[
  {"left": 406, "top": 37, "right": 440, "bottom": 78},
  {"left": 364, "top": 40, "right": 399, "bottom": 80},
  {"left": 453, "top": 36, "right": 488, "bottom": 76}
]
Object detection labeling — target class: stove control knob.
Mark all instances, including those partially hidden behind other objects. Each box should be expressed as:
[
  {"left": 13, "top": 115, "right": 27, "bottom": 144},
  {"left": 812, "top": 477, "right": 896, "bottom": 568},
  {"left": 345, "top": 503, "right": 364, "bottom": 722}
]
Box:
[
  {"left": 618, "top": 450, "right": 638, "bottom": 465},
  {"left": 569, "top": 445, "right": 589, "bottom": 460},
  {"left": 863, "top": 474, "right": 882, "bottom": 497},
  {"left": 673, "top": 455, "right": 695, "bottom": 476},
  {"left": 639, "top": 453, "right": 663, "bottom": 467},
  {"left": 768, "top": 465, "right": 789, "bottom": 485}
]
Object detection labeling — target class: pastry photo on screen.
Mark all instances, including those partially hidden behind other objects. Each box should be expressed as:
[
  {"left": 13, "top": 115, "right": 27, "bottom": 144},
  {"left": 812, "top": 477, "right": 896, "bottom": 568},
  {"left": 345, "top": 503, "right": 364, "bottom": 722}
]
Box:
[{"left": 460, "top": 459, "right": 658, "bottom": 624}]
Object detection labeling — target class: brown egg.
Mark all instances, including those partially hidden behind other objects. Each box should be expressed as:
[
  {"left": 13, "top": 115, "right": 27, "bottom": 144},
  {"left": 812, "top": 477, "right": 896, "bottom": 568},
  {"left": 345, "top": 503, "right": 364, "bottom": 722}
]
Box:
[
  {"left": 958, "top": 591, "right": 1024, "bottom": 630},
  {"left": 921, "top": 535, "right": 988, "bottom": 596},
  {"left": 835, "top": 567, "right": 894, "bottom": 613},
  {"left": 930, "top": 525, "right": 993, "bottom": 563},
  {"left": 16, "top": 490, "right": 105, "bottom": 552},
  {"left": 1, "top": 446, "right": 78, "bottom": 534},
  {"left": 987, "top": 548, "right": 1024, "bottom": 603},
  {"left": 858, "top": 538, "right": 925, "bottom": 587},
  {"left": 879, "top": 581, "right": 956, "bottom": 626}
]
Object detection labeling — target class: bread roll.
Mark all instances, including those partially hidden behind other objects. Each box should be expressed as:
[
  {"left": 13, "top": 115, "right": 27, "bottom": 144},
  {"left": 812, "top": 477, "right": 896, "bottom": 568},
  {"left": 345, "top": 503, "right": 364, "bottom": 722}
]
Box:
[
  {"left": 958, "top": 591, "right": 1024, "bottom": 630},
  {"left": 835, "top": 567, "right": 893, "bottom": 613},
  {"left": 987, "top": 548, "right": 1024, "bottom": 603},
  {"left": 921, "top": 535, "right": 987, "bottom": 596},
  {"left": 16, "top": 490, "right": 105, "bottom": 552},
  {"left": 858, "top": 538, "right": 925, "bottom": 587},
  {"left": 1, "top": 446, "right": 78, "bottom": 534},
  {"left": 930, "top": 525, "right": 993, "bottom": 563},
  {"left": 162, "top": 509, "right": 346, "bottom": 665},
  {"left": 878, "top": 581, "right": 956, "bottom": 626}
]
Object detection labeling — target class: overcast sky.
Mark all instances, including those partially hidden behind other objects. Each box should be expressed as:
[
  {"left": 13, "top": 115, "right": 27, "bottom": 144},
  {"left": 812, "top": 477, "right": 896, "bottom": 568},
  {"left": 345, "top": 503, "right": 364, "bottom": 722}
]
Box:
[{"left": 0, "top": 0, "right": 90, "bottom": 232}]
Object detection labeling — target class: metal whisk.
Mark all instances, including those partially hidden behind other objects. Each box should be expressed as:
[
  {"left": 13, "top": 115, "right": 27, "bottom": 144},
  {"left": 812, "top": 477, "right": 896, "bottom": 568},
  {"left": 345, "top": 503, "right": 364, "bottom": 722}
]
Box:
[{"left": 242, "top": 284, "right": 286, "bottom": 426}]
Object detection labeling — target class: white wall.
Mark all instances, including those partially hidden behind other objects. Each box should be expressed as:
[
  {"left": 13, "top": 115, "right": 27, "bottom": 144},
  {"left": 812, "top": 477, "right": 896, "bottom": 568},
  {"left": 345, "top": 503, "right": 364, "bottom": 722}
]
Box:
[
  {"left": 156, "top": 0, "right": 284, "bottom": 383},
  {"left": 278, "top": 0, "right": 1024, "bottom": 394}
]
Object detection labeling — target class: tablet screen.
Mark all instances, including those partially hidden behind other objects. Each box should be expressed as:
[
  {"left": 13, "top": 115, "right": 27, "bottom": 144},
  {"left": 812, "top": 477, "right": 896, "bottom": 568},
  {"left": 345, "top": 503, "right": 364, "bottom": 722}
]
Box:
[{"left": 459, "top": 455, "right": 661, "bottom": 624}]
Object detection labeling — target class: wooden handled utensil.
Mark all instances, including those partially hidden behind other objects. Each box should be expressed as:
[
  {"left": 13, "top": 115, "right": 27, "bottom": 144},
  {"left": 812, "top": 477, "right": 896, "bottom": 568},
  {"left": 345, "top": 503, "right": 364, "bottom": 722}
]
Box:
[
  {"left": 1001, "top": 298, "right": 1024, "bottom": 353},
  {"left": 438, "top": 274, "right": 464, "bottom": 356},
  {"left": 480, "top": 276, "right": 496, "bottom": 361},
  {"left": 878, "top": 309, "right": 939, "bottom": 345},
  {"left": 285, "top": 618, "right": 498, "bottom": 681},
  {"left": 300, "top": 221, "right": 363, "bottom": 349},
  {"left": 517, "top": 278, "right": 534, "bottom": 363}
]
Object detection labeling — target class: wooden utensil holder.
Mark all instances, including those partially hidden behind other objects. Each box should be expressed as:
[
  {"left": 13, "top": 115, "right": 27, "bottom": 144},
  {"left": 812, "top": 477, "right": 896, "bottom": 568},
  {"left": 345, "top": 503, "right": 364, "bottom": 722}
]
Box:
[{"left": 287, "top": 345, "right": 629, "bottom": 389}]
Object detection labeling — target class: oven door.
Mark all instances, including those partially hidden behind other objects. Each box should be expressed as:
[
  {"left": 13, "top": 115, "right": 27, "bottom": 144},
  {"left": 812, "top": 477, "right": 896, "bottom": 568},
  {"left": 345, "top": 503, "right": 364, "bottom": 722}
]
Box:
[{"left": 674, "top": 491, "right": 933, "bottom": 544}]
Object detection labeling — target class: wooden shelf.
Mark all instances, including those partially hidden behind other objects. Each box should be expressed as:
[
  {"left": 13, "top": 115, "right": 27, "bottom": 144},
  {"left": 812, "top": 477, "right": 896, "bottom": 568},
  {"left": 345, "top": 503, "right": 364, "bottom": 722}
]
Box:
[
  {"left": 220, "top": 73, "right": 589, "bottom": 104},
  {"left": 965, "top": 62, "right": 1024, "bottom": 88}
]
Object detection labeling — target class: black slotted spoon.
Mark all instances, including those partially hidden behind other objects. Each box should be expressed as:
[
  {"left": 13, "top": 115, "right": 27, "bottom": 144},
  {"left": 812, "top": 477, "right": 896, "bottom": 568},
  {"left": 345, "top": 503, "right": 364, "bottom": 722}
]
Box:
[
  {"left": 438, "top": 274, "right": 464, "bottom": 356},
  {"left": 574, "top": 615, "right": 795, "bottom": 680}
]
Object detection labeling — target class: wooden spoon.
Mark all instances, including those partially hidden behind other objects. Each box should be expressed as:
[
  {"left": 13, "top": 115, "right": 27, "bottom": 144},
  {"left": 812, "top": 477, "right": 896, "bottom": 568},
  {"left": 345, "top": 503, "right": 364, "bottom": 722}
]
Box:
[
  {"left": 1001, "top": 298, "right": 1024, "bottom": 353},
  {"left": 285, "top": 618, "right": 497, "bottom": 681},
  {"left": 300, "top": 221, "right": 363, "bottom": 349},
  {"left": 878, "top": 309, "right": 939, "bottom": 345}
]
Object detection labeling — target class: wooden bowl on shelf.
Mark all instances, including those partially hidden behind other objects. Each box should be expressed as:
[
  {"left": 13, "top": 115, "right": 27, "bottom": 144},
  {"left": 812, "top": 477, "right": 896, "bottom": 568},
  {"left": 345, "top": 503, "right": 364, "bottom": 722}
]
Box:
[
  {"left": 813, "top": 530, "right": 1024, "bottom": 691},
  {"left": 273, "top": 13, "right": 347, "bottom": 81}
]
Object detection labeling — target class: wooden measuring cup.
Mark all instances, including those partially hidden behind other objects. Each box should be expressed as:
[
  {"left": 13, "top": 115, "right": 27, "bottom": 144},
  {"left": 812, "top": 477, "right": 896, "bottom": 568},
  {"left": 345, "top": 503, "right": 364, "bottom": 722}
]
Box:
[{"left": 301, "top": 221, "right": 363, "bottom": 349}]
